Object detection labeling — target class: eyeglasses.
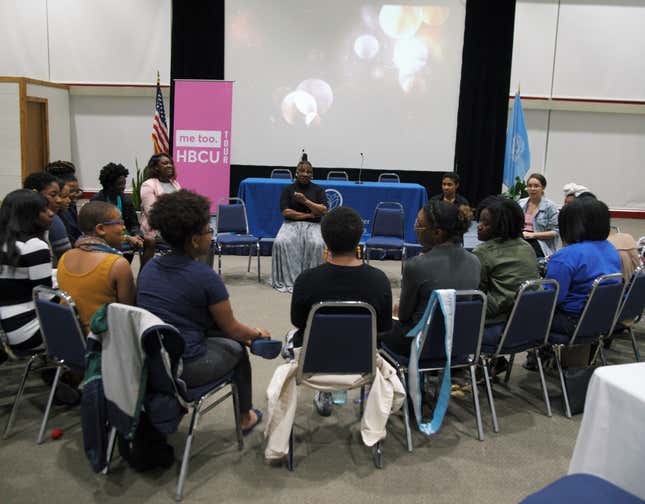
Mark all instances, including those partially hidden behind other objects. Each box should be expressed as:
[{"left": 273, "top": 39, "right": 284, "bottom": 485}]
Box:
[
  {"left": 102, "top": 220, "right": 125, "bottom": 226},
  {"left": 199, "top": 227, "right": 214, "bottom": 235}
]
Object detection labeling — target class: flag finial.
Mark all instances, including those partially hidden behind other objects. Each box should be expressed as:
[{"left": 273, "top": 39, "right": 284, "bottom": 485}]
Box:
[{"left": 156, "top": 70, "right": 160, "bottom": 85}]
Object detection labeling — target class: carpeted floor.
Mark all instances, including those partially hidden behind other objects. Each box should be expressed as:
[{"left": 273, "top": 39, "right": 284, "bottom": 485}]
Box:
[{"left": 1, "top": 255, "right": 643, "bottom": 504}]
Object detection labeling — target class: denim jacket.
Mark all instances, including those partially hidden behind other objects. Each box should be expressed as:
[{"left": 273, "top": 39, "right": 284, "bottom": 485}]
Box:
[{"left": 518, "top": 197, "right": 559, "bottom": 256}]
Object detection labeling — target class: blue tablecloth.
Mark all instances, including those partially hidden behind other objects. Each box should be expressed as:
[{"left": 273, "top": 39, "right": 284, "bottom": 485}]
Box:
[{"left": 238, "top": 178, "right": 428, "bottom": 243}]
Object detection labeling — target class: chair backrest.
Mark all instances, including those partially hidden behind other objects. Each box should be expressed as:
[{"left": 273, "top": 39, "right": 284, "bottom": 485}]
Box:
[
  {"left": 270, "top": 168, "right": 292, "bottom": 180},
  {"left": 216, "top": 197, "right": 249, "bottom": 234},
  {"left": 570, "top": 273, "right": 625, "bottom": 345},
  {"left": 618, "top": 265, "right": 645, "bottom": 322},
  {"left": 297, "top": 301, "right": 376, "bottom": 384},
  {"left": 417, "top": 290, "right": 486, "bottom": 367},
  {"left": 371, "top": 202, "right": 404, "bottom": 238},
  {"left": 378, "top": 173, "right": 400, "bottom": 183},
  {"left": 33, "top": 286, "right": 86, "bottom": 372},
  {"left": 325, "top": 188, "right": 343, "bottom": 210},
  {"left": 327, "top": 170, "right": 348, "bottom": 181},
  {"left": 494, "top": 279, "right": 559, "bottom": 353}
]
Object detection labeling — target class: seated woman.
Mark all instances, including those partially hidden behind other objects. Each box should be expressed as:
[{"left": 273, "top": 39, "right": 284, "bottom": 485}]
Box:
[
  {"left": 23, "top": 172, "right": 72, "bottom": 266},
  {"left": 271, "top": 154, "right": 328, "bottom": 292},
  {"left": 290, "top": 206, "right": 392, "bottom": 416},
  {"left": 473, "top": 197, "right": 539, "bottom": 323},
  {"left": 518, "top": 173, "right": 559, "bottom": 259},
  {"left": 0, "top": 189, "right": 54, "bottom": 351},
  {"left": 57, "top": 201, "right": 136, "bottom": 332},
  {"left": 545, "top": 196, "right": 621, "bottom": 336},
  {"left": 139, "top": 153, "right": 181, "bottom": 265},
  {"left": 45, "top": 161, "right": 82, "bottom": 242},
  {"left": 137, "top": 189, "right": 269, "bottom": 434},
  {"left": 379, "top": 200, "right": 480, "bottom": 355},
  {"left": 92, "top": 162, "right": 155, "bottom": 263},
  {"left": 430, "top": 172, "right": 470, "bottom": 207}
]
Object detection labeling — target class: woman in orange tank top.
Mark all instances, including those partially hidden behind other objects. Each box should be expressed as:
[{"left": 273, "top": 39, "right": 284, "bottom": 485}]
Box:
[{"left": 57, "top": 201, "right": 136, "bottom": 332}]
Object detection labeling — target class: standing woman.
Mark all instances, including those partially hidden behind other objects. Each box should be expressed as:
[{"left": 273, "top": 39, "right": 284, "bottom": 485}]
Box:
[
  {"left": 0, "top": 190, "right": 54, "bottom": 350},
  {"left": 518, "top": 173, "right": 559, "bottom": 258},
  {"left": 139, "top": 153, "right": 181, "bottom": 266},
  {"left": 271, "top": 154, "right": 328, "bottom": 292}
]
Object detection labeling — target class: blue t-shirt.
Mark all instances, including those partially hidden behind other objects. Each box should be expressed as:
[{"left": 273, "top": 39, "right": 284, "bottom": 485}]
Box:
[
  {"left": 545, "top": 240, "right": 621, "bottom": 315},
  {"left": 137, "top": 255, "right": 229, "bottom": 360}
]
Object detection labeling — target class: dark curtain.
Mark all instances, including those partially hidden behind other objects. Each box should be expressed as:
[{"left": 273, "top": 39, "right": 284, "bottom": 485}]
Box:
[
  {"left": 169, "top": 0, "right": 225, "bottom": 152},
  {"left": 454, "top": 0, "right": 517, "bottom": 208}
]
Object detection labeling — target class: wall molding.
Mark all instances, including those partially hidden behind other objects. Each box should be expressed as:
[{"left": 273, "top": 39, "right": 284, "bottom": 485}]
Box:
[{"left": 510, "top": 95, "right": 645, "bottom": 115}]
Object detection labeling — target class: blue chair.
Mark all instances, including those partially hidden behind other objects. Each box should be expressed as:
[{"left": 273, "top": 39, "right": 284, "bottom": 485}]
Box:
[
  {"left": 327, "top": 170, "right": 349, "bottom": 181},
  {"left": 102, "top": 307, "right": 243, "bottom": 502},
  {"left": 270, "top": 168, "right": 292, "bottom": 180},
  {"left": 480, "top": 279, "right": 559, "bottom": 425},
  {"left": 215, "top": 197, "right": 261, "bottom": 282},
  {"left": 546, "top": 273, "right": 625, "bottom": 418},
  {"left": 380, "top": 290, "right": 488, "bottom": 447},
  {"left": 520, "top": 474, "right": 643, "bottom": 503},
  {"left": 363, "top": 202, "right": 406, "bottom": 272},
  {"left": 378, "top": 173, "right": 400, "bottom": 183},
  {"left": 3, "top": 286, "right": 85, "bottom": 443},
  {"left": 612, "top": 265, "right": 645, "bottom": 361},
  {"left": 288, "top": 301, "right": 381, "bottom": 470}
]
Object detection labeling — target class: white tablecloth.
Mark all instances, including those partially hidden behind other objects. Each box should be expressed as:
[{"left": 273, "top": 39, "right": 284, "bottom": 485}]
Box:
[{"left": 569, "top": 362, "right": 645, "bottom": 498}]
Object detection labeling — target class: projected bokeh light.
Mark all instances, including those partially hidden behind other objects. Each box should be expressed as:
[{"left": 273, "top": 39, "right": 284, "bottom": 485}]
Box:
[
  {"left": 378, "top": 5, "right": 423, "bottom": 39},
  {"left": 281, "top": 79, "right": 333, "bottom": 127},
  {"left": 354, "top": 34, "right": 380, "bottom": 60}
]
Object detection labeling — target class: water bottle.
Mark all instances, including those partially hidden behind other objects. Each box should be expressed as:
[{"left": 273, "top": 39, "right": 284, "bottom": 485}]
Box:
[{"left": 331, "top": 390, "right": 347, "bottom": 405}]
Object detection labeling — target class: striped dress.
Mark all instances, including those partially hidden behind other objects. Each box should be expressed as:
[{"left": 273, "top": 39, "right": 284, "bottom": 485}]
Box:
[{"left": 0, "top": 237, "right": 52, "bottom": 348}]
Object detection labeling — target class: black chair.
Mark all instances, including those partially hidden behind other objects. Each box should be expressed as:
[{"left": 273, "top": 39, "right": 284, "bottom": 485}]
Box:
[
  {"left": 611, "top": 265, "right": 645, "bottom": 361},
  {"left": 546, "top": 273, "right": 625, "bottom": 418},
  {"left": 288, "top": 301, "right": 381, "bottom": 470},
  {"left": 480, "top": 279, "right": 559, "bottom": 424},
  {"left": 3, "top": 286, "right": 85, "bottom": 443},
  {"left": 363, "top": 202, "right": 406, "bottom": 273},
  {"left": 380, "top": 290, "right": 488, "bottom": 447},
  {"left": 215, "top": 197, "right": 261, "bottom": 282},
  {"left": 270, "top": 168, "right": 292, "bottom": 180},
  {"left": 326, "top": 170, "right": 349, "bottom": 181},
  {"left": 378, "top": 173, "right": 400, "bottom": 183}
]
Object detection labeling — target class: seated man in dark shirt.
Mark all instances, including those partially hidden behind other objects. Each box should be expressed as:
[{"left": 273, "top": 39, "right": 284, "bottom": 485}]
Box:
[
  {"left": 289, "top": 206, "right": 393, "bottom": 416},
  {"left": 430, "top": 171, "right": 470, "bottom": 207}
]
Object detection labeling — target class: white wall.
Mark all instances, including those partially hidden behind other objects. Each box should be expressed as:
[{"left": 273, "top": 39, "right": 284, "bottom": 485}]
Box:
[
  {"left": 26, "top": 84, "right": 71, "bottom": 163},
  {"left": 0, "top": 83, "right": 21, "bottom": 197}
]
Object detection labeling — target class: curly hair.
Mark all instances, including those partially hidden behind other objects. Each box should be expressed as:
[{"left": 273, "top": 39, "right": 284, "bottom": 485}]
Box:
[
  {"left": 149, "top": 190, "right": 210, "bottom": 250},
  {"left": 99, "top": 162, "right": 129, "bottom": 190},
  {"left": 422, "top": 200, "right": 472, "bottom": 243},
  {"left": 145, "top": 153, "right": 174, "bottom": 180},
  {"left": 23, "top": 172, "right": 59, "bottom": 192},
  {"left": 45, "top": 160, "right": 76, "bottom": 178},
  {"left": 483, "top": 197, "right": 524, "bottom": 241}
]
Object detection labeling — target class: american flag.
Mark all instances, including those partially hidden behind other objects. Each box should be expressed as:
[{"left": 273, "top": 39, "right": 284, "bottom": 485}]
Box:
[{"left": 152, "top": 73, "right": 169, "bottom": 153}]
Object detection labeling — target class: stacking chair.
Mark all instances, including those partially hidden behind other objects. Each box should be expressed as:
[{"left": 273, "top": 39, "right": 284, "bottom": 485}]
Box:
[
  {"left": 378, "top": 173, "right": 400, "bottom": 183},
  {"left": 101, "top": 305, "right": 243, "bottom": 502},
  {"left": 288, "top": 301, "right": 381, "bottom": 470},
  {"left": 215, "top": 197, "right": 261, "bottom": 282},
  {"left": 3, "top": 286, "right": 85, "bottom": 443},
  {"left": 363, "top": 202, "right": 406, "bottom": 272},
  {"left": 270, "top": 168, "right": 292, "bottom": 180},
  {"left": 326, "top": 170, "right": 349, "bottom": 181},
  {"left": 611, "top": 265, "right": 645, "bottom": 361},
  {"left": 479, "top": 279, "right": 559, "bottom": 424},
  {"left": 546, "top": 273, "right": 625, "bottom": 417},
  {"left": 324, "top": 188, "right": 343, "bottom": 210},
  {"left": 380, "top": 290, "right": 488, "bottom": 447}
]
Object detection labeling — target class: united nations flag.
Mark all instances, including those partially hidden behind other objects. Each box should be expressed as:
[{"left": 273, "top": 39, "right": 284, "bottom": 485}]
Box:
[{"left": 503, "top": 92, "right": 531, "bottom": 189}]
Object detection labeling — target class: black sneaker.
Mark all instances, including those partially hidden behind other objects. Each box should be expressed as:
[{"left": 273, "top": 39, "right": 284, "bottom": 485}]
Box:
[{"left": 313, "top": 391, "right": 332, "bottom": 417}]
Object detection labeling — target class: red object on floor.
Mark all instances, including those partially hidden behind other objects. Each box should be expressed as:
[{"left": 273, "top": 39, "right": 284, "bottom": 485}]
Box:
[{"left": 51, "top": 428, "right": 64, "bottom": 440}]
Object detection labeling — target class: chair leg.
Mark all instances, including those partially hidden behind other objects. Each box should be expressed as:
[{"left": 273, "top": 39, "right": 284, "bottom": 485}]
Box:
[
  {"left": 359, "top": 385, "right": 365, "bottom": 417},
  {"left": 599, "top": 345, "right": 608, "bottom": 366},
  {"left": 468, "top": 365, "right": 485, "bottom": 441},
  {"left": 231, "top": 383, "right": 244, "bottom": 451},
  {"left": 554, "top": 346, "right": 572, "bottom": 418},
  {"left": 37, "top": 365, "right": 62, "bottom": 444},
  {"left": 103, "top": 426, "right": 118, "bottom": 475},
  {"left": 3, "top": 354, "right": 40, "bottom": 439},
  {"left": 630, "top": 328, "right": 641, "bottom": 362},
  {"left": 400, "top": 371, "right": 413, "bottom": 452},
  {"left": 247, "top": 244, "right": 252, "bottom": 273},
  {"left": 176, "top": 404, "right": 201, "bottom": 502},
  {"left": 256, "top": 243, "right": 261, "bottom": 283},
  {"left": 364, "top": 246, "right": 370, "bottom": 265},
  {"left": 217, "top": 245, "right": 222, "bottom": 276},
  {"left": 535, "top": 351, "right": 552, "bottom": 418},
  {"left": 481, "top": 361, "right": 499, "bottom": 433},
  {"left": 287, "top": 427, "right": 295, "bottom": 471},
  {"left": 373, "top": 440, "right": 383, "bottom": 469},
  {"left": 504, "top": 354, "right": 515, "bottom": 384}
]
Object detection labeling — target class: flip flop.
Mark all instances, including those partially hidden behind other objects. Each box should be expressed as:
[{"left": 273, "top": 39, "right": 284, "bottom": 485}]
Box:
[{"left": 242, "top": 408, "right": 263, "bottom": 436}]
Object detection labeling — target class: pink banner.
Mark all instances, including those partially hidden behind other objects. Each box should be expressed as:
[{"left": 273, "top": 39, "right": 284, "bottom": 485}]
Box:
[{"left": 173, "top": 80, "right": 232, "bottom": 211}]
